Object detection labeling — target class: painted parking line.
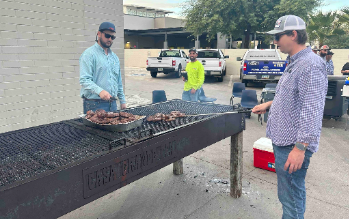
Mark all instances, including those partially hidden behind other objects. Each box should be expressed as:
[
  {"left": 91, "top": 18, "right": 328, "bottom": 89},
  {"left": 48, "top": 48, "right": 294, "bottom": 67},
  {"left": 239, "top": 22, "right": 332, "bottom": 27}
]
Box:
[{"left": 228, "top": 75, "right": 233, "bottom": 87}]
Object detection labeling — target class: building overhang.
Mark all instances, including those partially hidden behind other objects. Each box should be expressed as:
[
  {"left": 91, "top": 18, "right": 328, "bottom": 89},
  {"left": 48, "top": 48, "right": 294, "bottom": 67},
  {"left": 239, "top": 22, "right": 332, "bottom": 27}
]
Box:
[{"left": 125, "top": 27, "right": 191, "bottom": 36}]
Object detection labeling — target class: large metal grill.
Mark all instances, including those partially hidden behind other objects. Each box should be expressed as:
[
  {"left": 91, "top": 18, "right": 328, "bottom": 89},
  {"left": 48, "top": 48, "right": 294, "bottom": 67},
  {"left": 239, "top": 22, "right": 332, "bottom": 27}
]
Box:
[
  {"left": 0, "top": 100, "right": 246, "bottom": 219},
  {"left": 0, "top": 100, "right": 243, "bottom": 189}
]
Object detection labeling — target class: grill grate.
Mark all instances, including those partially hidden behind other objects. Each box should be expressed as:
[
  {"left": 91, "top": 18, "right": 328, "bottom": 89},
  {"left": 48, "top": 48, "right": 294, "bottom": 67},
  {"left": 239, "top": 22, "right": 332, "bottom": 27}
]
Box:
[
  {"left": 73, "top": 100, "right": 241, "bottom": 141},
  {"left": 0, "top": 100, "right": 243, "bottom": 188},
  {"left": 0, "top": 122, "right": 111, "bottom": 188}
]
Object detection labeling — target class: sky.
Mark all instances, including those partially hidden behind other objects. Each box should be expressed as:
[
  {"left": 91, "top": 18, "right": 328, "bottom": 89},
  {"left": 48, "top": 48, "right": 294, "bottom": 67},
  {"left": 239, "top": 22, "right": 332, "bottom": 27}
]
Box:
[{"left": 123, "top": 0, "right": 349, "bottom": 18}]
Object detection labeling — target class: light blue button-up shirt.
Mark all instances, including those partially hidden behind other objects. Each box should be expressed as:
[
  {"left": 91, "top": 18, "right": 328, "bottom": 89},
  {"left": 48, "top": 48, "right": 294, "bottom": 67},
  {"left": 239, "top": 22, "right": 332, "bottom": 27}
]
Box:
[{"left": 79, "top": 43, "right": 126, "bottom": 104}]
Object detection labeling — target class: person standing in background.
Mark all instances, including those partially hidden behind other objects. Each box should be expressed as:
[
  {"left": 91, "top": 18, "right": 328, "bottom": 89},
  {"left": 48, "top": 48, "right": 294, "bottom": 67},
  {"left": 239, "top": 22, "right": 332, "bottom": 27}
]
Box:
[
  {"left": 326, "top": 51, "right": 334, "bottom": 75},
  {"left": 182, "top": 48, "right": 205, "bottom": 102}
]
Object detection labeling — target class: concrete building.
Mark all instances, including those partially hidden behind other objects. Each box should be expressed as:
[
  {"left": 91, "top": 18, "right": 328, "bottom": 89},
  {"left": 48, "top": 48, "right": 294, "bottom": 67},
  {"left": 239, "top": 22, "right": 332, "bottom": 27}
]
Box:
[
  {"left": 0, "top": 0, "right": 124, "bottom": 133},
  {"left": 123, "top": 4, "right": 228, "bottom": 49}
]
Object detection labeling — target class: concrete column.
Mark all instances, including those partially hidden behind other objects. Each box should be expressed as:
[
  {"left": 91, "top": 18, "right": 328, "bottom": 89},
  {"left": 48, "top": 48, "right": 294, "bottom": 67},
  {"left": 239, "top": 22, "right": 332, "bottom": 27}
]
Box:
[
  {"left": 164, "top": 32, "right": 168, "bottom": 49},
  {"left": 217, "top": 32, "right": 227, "bottom": 49},
  {"left": 254, "top": 32, "right": 256, "bottom": 49},
  {"left": 195, "top": 35, "right": 200, "bottom": 49}
]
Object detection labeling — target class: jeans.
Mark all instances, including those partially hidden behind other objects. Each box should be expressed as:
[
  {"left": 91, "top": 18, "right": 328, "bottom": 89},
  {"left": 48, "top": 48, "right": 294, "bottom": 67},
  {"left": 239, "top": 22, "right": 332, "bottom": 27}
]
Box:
[
  {"left": 182, "top": 89, "right": 200, "bottom": 102},
  {"left": 273, "top": 144, "right": 313, "bottom": 219},
  {"left": 83, "top": 99, "right": 117, "bottom": 113}
]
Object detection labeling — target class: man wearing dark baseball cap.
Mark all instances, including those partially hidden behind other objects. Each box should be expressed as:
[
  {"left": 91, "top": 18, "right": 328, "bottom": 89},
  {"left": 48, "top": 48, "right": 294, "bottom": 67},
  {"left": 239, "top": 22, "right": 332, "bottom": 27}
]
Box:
[
  {"left": 79, "top": 22, "right": 127, "bottom": 113},
  {"left": 326, "top": 50, "right": 334, "bottom": 75},
  {"left": 182, "top": 47, "right": 204, "bottom": 101},
  {"left": 252, "top": 15, "right": 328, "bottom": 219}
]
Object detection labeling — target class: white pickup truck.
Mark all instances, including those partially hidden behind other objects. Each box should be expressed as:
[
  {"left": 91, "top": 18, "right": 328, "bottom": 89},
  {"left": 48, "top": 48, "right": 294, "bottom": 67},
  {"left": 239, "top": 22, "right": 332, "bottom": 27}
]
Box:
[
  {"left": 197, "top": 49, "right": 229, "bottom": 82},
  {"left": 146, "top": 49, "right": 188, "bottom": 78}
]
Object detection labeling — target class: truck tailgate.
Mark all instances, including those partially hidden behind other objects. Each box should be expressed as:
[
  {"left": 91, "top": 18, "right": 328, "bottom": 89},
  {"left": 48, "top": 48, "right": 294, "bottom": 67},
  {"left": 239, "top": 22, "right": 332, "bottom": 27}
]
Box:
[
  {"left": 245, "top": 60, "right": 287, "bottom": 76},
  {"left": 148, "top": 57, "right": 173, "bottom": 68},
  {"left": 197, "top": 58, "right": 221, "bottom": 71}
]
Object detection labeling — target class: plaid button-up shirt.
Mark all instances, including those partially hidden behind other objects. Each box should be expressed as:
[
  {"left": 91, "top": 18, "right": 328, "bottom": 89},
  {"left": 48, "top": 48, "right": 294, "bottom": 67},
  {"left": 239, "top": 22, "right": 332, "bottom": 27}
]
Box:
[
  {"left": 266, "top": 47, "right": 328, "bottom": 153},
  {"left": 326, "top": 59, "right": 334, "bottom": 75}
]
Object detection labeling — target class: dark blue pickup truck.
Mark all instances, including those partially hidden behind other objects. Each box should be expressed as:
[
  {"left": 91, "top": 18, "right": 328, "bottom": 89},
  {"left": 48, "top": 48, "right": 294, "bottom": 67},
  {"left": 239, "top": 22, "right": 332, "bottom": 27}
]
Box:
[{"left": 237, "top": 49, "right": 287, "bottom": 86}]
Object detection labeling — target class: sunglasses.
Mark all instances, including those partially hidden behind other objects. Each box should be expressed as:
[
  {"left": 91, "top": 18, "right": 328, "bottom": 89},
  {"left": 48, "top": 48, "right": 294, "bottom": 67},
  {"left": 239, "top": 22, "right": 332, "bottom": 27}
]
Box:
[
  {"left": 102, "top": 32, "right": 116, "bottom": 40},
  {"left": 274, "top": 31, "right": 292, "bottom": 41}
]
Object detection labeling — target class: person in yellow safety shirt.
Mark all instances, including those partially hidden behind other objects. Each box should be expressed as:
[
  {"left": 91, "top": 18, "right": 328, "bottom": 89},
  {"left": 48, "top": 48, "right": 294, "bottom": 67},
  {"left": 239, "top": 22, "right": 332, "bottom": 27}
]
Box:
[{"left": 182, "top": 48, "right": 205, "bottom": 102}]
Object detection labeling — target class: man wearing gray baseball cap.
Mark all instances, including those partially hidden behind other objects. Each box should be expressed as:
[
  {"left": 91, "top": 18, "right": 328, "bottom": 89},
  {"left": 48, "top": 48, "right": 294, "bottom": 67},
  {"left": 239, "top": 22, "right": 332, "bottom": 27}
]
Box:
[{"left": 252, "top": 15, "right": 328, "bottom": 219}]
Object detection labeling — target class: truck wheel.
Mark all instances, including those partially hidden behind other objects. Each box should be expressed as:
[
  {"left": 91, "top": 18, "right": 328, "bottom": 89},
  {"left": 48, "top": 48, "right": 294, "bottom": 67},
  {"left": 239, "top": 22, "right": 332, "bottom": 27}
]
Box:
[
  {"left": 151, "top": 72, "right": 157, "bottom": 78},
  {"left": 223, "top": 68, "right": 227, "bottom": 76},
  {"left": 240, "top": 71, "right": 242, "bottom": 80},
  {"left": 217, "top": 75, "right": 224, "bottom": 82},
  {"left": 175, "top": 65, "right": 182, "bottom": 78}
]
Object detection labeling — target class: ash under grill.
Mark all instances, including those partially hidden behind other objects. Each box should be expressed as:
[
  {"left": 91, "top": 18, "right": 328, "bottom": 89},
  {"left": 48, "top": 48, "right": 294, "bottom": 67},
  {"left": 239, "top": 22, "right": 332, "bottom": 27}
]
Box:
[{"left": 0, "top": 100, "right": 243, "bottom": 188}]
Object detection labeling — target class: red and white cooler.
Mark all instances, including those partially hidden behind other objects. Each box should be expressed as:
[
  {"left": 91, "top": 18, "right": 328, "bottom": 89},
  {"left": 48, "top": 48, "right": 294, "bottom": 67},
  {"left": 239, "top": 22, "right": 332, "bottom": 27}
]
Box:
[{"left": 253, "top": 137, "right": 276, "bottom": 172}]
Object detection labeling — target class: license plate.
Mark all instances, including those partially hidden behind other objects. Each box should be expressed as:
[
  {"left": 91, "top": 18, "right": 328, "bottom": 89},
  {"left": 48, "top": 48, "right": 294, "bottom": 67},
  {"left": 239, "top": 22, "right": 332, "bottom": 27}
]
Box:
[
  {"left": 262, "top": 75, "right": 269, "bottom": 79},
  {"left": 158, "top": 68, "right": 163, "bottom": 71}
]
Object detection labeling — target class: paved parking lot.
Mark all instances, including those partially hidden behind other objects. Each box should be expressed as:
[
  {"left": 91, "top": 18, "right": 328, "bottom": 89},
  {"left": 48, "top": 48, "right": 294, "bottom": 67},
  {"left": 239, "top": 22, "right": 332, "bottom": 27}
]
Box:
[{"left": 60, "top": 68, "right": 349, "bottom": 219}]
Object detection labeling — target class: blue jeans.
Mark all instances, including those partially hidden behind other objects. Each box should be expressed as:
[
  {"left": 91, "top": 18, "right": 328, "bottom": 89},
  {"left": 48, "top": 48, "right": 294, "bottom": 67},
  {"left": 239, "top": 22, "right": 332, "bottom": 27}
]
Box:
[
  {"left": 273, "top": 144, "right": 313, "bottom": 219},
  {"left": 83, "top": 99, "right": 117, "bottom": 113},
  {"left": 182, "top": 89, "right": 200, "bottom": 102}
]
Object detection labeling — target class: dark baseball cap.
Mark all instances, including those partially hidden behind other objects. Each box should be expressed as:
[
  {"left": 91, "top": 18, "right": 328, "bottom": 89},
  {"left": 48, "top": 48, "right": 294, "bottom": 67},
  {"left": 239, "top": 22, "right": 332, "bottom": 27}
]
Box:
[
  {"left": 189, "top": 48, "right": 197, "bottom": 53},
  {"left": 266, "top": 15, "right": 306, "bottom": 35},
  {"left": 327, "top": 51, "right": 334, "bottom": 55},
  {"left": 99, "top": 22, "right": 116, "bottom": 32}
]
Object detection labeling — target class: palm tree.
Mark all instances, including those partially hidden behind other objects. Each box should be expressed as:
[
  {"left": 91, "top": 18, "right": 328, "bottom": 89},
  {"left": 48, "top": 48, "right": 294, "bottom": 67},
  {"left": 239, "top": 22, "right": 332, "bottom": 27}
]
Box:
[{"left": 307, "top": 11, "right": 346, "bottom": 48}]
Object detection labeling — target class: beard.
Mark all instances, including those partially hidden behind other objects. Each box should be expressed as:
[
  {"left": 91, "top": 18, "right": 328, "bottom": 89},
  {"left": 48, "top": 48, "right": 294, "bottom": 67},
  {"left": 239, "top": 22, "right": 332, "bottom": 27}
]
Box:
[
  {"left": 100, "top": 39, "right": 113, "bottom": 48},
  {"left": 190, "top": 57, "right": 196, "bottom": 61},
  {"left": 320, "top": 53, "right": 326, "bottom": 57}
]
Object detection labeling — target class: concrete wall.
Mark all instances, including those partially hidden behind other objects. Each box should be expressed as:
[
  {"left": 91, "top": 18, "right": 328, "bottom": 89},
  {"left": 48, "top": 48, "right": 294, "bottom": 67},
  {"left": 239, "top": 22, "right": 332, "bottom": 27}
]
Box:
[
  {"left": 0, "top": 0, "right": 124, "bottom": 133},
  {"left": 124, "top": 14, "right": 154, "bottom": 30},
  {"left": 154, "top": 17, "right": 185, "bottom": 29},
  {"left": 125, "top": 49, "right": 349, "bottom": 76}
]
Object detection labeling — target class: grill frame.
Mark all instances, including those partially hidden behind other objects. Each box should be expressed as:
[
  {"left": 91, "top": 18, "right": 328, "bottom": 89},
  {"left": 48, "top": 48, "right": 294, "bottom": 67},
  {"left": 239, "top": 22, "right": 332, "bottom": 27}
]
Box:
[{"left": 0, "top": 100, "right": 245, "bottom": 219}]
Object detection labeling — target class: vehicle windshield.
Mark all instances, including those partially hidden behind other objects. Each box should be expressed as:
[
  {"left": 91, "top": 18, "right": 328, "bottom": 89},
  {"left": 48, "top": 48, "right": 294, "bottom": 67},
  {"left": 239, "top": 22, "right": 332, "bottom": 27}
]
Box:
[
  {"left": 159, "top": 50, "right": 181, "bottom": 57},
  {"left": 245, "top": 51, "right": 279, "bottom": 60},
  {"left": 197, "top": 51, "right": 220, "bottom": 58}
]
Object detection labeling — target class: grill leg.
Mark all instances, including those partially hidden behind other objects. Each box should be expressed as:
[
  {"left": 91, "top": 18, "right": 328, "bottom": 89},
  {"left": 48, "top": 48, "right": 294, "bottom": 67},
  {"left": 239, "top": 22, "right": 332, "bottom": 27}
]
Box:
[
  {"left": 230, "top": 131, "right": 243, "bottom": 198},
  {"left": 173, "top": 159, "right": 183, "bottom": 175}
]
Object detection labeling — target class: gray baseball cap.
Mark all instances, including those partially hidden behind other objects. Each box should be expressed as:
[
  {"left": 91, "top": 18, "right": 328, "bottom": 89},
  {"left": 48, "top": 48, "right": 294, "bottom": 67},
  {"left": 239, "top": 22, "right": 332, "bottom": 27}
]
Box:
[{"left": 266, "top": 15, "right": 306, "bottom": 35}]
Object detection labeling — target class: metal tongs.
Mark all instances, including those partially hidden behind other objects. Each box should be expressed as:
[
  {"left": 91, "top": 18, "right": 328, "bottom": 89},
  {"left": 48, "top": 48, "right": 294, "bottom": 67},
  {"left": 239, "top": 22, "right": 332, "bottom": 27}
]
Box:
[{"left": 258, "top": 114, "right": 263, "bottom": 126}]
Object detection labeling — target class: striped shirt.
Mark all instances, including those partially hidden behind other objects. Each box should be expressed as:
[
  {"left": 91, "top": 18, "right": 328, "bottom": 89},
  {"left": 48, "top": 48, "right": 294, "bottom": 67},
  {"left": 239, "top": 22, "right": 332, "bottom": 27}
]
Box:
[
  {"left": 79, "top": 43, "right": 126, "bottom": 104},
  {"left": 326, "top": 60, "right": 334, "bottom": 75},
  {"left": 266, "top": 47, "right": 328, "bottom": 153}
]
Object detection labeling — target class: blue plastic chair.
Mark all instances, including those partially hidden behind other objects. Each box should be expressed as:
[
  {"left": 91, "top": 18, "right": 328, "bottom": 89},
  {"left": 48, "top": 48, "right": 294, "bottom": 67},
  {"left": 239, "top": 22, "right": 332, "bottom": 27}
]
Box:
[
  {"left": 265, "top": 83, "right": 277, "bottom": 88},
  {"left": 152, "top": 90, "right": 167, "bottom": 104},
  {"left": 199, "top": 87, "right": 217, "bottom": 103},
  {"left": 230, "top": 83, "right": 246, "bottom": 105},
  {"left": 241, "top": 90, "right": 258, "bottom": 118}
]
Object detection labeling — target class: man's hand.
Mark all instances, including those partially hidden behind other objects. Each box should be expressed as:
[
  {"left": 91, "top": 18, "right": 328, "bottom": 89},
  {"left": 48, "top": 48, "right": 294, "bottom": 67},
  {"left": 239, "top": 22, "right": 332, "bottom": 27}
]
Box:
[
  {"left": 99, "top": 90, "right": 112, "bottom": 100},
  {"left": 190, "top": 88, "right": 196, "bottom": 94},
  {"left": 284, "top": 147, "right": 305, "bottom": 174},
  {"left": 252, "top": 102, "right": 270, "bottom": 114},
  {"left": 182, "top": 77, "right": 186, "bottom": 82},
  {"left": 121, "top": 103, "right": 127, "bottom": 110}
]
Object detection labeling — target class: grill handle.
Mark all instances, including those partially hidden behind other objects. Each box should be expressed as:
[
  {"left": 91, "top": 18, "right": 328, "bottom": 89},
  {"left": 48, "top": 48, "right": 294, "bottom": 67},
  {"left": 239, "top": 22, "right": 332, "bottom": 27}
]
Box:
[{"left": 184, "top": 110, "right": 252, "bottom": 117}]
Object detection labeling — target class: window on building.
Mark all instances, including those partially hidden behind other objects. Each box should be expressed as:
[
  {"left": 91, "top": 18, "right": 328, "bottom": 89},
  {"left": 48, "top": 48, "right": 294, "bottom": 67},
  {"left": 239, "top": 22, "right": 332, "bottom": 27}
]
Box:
[{"left": 147, "top": 12, "right": 155, "bottom": 18}]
